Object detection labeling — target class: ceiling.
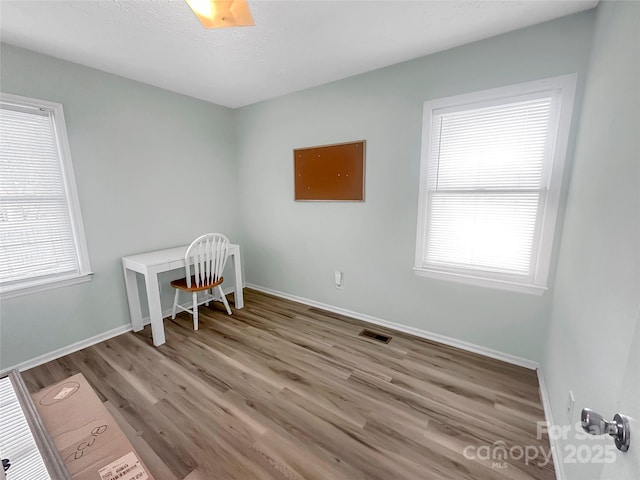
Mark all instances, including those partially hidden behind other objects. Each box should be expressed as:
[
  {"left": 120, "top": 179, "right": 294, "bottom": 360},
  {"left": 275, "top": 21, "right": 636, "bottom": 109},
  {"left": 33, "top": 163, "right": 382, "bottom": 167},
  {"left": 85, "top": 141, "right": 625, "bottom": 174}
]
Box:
[{"left": 0, "top": 0, "right": 598, "bottom": 109}]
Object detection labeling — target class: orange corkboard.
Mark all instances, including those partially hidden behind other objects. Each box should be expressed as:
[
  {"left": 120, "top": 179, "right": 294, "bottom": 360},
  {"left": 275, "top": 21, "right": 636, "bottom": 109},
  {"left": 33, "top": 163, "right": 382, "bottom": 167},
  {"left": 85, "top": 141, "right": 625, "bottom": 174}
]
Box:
[{"left": 294, "top": 140, "right": 365, "bottom": 201}]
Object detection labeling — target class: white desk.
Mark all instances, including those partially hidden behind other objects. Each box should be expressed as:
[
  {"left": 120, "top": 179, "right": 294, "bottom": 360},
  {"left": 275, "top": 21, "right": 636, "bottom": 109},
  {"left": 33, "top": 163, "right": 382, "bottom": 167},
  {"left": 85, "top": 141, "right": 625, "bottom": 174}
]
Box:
[{"left": 122, "top": 244, "right": 243, "bottom": 346}]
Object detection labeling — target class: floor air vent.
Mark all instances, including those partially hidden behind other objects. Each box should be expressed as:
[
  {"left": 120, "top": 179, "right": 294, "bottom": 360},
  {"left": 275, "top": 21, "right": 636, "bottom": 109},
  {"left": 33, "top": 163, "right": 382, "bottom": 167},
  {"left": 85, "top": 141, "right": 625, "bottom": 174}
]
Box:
[{"left": 359, "top": 329, "right": 391, "bottom": 344}]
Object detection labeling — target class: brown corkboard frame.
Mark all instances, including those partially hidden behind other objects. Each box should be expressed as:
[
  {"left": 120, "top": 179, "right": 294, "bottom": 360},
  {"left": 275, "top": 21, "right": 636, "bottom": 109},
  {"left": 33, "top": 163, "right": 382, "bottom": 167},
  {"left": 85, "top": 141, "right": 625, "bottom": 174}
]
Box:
[{"left": 294, "top": 140, "right": 366, "bottom": 201}]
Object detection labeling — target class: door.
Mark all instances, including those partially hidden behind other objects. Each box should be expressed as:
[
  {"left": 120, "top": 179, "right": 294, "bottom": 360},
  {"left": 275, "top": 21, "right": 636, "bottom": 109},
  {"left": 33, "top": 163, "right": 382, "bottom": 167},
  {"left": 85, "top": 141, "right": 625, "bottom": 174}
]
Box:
[{"left": 599, "top": 311, "right": 640, "bottom": 480}]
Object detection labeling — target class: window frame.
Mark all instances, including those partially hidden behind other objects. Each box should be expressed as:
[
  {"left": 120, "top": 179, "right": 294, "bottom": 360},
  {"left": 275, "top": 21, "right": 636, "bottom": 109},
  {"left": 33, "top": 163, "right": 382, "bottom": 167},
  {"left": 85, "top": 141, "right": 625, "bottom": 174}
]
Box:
[
  {"left": 414, "top": 75, "right": 577, "bottom": 295},
  {"left": 0, "top": 92, "right": 92, "bottom": 299}
]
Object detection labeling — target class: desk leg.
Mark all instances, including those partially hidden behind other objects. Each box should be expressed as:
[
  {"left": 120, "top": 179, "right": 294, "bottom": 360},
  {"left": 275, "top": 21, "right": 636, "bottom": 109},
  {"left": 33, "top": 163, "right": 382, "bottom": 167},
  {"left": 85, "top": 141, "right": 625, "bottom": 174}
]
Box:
[
  {"left": 123, "top": 265, "right": 144, "bottom": 332},
  {"left": 233, "top": 250, "right": 244, "bottom": 309},
  {"left": 144, "top": 270, "right": 166, "bottom": 346}
]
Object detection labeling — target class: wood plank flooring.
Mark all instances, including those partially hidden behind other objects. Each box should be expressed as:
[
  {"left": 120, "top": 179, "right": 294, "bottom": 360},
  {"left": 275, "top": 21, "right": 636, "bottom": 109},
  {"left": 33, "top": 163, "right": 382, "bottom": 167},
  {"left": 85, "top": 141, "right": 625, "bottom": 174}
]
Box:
[{"left": 23, "top": 289, "right": 555, "bottom": 480}]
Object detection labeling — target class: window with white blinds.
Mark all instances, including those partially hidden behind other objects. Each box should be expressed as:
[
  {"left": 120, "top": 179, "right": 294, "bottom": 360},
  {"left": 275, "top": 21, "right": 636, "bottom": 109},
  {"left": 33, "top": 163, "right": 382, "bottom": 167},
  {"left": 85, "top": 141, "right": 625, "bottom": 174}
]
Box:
[
  {"left": 415, "top": 75, "right": 577, "bottom": 294},
  {"left": 0, "top": 376, "right": 51, "bottom": 480},
  {"left": 0, "top": 93, "right": 91, "bottom": 297}
]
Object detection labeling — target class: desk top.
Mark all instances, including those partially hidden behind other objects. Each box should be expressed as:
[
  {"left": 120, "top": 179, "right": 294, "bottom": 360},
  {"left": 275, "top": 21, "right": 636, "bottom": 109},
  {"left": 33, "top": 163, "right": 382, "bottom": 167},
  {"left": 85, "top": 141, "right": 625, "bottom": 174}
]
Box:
[
  {"left": 122, "top": 244, "right": 239, "bottom": 268},
  {"left": 122, "top": 245, "right": 187, "bottom": 267}
]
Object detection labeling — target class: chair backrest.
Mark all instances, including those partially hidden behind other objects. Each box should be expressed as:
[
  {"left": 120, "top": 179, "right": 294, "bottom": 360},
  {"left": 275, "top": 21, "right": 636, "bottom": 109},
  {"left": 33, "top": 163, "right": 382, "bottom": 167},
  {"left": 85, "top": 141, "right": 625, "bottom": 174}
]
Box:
[{"left": 184, "top": 233, "right": 230, "bottom": 289}]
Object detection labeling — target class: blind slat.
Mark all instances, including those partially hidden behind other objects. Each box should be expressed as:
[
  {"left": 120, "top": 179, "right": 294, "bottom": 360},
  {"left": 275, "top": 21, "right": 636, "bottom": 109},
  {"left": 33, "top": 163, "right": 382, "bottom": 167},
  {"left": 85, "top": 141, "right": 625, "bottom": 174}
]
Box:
[
  {"left": 428, "top": 97, "right": 552, "bottom": 191},
  {"left": 424, "top": 97, "right": 553, "bottom": 276},
  {"left": 0, "top": 377, "right": 51, "bottom": 480},
  {"left": 0, "top": 103, "right": 79, "bottom": 284}
]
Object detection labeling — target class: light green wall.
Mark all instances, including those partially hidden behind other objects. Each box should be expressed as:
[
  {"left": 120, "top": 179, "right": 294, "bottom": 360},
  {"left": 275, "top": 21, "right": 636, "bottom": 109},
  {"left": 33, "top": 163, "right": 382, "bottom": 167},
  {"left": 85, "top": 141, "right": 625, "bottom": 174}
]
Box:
[
  {"left": 0, "top": 8, "right": 606, "bottom": 371},
  {"left": 234, "top": 11, "right": 595, "bottom": 362},
  {"left": 0, "top": 44, "right": 241, "bottom": 369},
  {"left": 542, "top": 2, "right": 640, "bottom": 479}
]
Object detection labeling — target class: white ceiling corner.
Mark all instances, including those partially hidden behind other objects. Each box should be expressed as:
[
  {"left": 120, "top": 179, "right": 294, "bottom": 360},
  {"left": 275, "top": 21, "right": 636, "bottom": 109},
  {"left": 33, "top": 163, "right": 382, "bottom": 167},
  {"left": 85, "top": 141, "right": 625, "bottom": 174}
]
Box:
[{"left": 0, "top": 0, "right": 598, "bottom": 108}]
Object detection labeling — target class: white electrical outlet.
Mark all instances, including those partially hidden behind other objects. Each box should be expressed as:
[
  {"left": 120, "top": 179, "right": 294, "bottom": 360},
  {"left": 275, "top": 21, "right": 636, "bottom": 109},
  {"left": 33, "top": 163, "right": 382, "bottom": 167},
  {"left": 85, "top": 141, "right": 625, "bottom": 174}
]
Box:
[
  {"left": 566, "top": 390, "right": 575, "bottom": 422},
  {"left": 334, "top": 271, "right": 343, "bottom": 289}
]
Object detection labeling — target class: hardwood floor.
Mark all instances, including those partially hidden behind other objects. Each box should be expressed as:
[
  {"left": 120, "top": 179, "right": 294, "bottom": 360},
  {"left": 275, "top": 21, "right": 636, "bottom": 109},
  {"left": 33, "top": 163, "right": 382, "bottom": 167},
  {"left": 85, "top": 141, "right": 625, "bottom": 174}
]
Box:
[{"left": 23, "top": 289, "right": 555, "bottom": 480}]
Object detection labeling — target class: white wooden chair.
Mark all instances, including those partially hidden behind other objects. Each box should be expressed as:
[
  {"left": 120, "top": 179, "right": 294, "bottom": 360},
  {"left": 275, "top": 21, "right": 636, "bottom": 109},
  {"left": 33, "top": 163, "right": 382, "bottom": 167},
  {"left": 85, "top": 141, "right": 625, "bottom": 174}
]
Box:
[{"left": 170, "top": 233, "right": 232, "bottom": 330}]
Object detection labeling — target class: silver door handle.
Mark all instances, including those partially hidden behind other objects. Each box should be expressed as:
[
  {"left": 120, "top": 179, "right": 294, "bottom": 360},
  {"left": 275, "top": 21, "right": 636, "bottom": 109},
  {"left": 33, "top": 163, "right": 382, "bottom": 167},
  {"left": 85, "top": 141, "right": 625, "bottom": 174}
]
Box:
[{"left": 581, "top": 408, "right": 631, "bottom": 452}]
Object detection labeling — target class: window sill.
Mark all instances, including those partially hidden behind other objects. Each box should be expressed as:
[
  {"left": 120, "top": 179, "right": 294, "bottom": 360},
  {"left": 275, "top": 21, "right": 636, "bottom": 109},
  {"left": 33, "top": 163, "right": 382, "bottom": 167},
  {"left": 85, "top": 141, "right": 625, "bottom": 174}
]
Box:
[
  {"left": 413, "top": 267, "right": 547, "bottom": 296},
  {"left": 0, "top": 272, "right": 94, "bottom": 300}
]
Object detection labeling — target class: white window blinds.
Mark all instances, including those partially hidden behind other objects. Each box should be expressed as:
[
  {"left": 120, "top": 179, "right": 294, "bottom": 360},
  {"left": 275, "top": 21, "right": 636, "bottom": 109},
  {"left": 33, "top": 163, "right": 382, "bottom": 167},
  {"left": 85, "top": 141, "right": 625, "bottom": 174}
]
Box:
[
  {"left": 415, "top": 75, "right": 576, "bottom": 293},
  {"left": 0, "top": 376, "right": 50, "bottom": 480},
  {"left": 423, "top": 97, "right": 552, "bottom": 276},
  {"left": 0, "top": 95, "right": 90, "bottom": 294}
]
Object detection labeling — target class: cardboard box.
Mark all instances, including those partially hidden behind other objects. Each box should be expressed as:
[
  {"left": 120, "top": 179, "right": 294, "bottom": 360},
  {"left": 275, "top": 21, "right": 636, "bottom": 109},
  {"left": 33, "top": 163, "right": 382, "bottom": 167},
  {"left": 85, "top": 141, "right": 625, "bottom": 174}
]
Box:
[{"left": 31, "top": 373, "right": 153, "bottom": 480}]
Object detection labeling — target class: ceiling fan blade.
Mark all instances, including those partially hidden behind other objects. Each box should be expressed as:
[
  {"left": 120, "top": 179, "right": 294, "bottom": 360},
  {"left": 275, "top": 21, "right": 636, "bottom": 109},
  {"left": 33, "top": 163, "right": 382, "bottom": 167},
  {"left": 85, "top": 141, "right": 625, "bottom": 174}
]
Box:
[{"left": 186, "top": 0, "right": 255, "bottom": 29}]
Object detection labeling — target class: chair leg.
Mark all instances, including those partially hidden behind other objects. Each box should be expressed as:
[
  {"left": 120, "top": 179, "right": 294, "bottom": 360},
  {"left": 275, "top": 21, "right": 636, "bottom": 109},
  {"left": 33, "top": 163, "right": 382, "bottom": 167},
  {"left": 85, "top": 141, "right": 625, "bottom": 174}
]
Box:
[
  {"left": 205, "top": 288, "right": 211, "bottom": 307},
  {"left": 217, "top": 285, "right": 232, "bottom": 315},
  {"left": 192, "top": 292, "right": 199, "bottom": 330},
  {"left": 171, "top": 289, "right": 179, "bottom": 319}
]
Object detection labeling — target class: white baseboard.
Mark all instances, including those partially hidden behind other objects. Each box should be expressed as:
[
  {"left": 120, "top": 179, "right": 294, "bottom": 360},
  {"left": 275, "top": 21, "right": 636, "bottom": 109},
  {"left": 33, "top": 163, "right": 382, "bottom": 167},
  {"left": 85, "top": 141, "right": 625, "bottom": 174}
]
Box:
[
  {"left": 0, "top": 324, "right": 132, "bottom": 376},
  {"left": 536, "top": 369, "right": 565, "bottom": 480},
  {"left": 245, "top": 283, "right": 540, "bottom": 370},
  {"left": 2, "top": 283, "right": 561, "bottom": 476},
  {"left": 246, "top": 283, "right": 565, "bottom": 476},
  {"left": 1, "top": 286, "right": 237, "bottom": 375},
  {"left": 139, "top": 287, "right": 236, "bottom": 326},
  {"left": 140, "top": 307, "right": 175, "bottom": 327}
]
